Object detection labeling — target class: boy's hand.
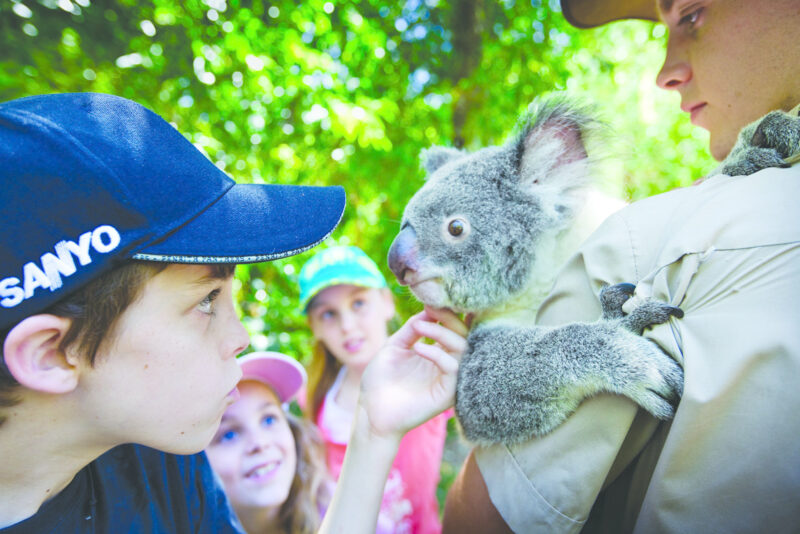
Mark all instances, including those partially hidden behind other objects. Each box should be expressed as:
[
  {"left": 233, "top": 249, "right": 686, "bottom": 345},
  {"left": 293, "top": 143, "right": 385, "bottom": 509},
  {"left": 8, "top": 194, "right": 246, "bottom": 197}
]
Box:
[{"left": 359, "top": 306, "right": 468, "bottom": 441}]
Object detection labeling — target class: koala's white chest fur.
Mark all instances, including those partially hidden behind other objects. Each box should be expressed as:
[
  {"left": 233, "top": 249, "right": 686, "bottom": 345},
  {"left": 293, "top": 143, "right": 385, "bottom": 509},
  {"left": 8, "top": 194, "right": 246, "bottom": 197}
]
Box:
[{"left": 475, "top": 187, "right": 625, "bottom": 329}]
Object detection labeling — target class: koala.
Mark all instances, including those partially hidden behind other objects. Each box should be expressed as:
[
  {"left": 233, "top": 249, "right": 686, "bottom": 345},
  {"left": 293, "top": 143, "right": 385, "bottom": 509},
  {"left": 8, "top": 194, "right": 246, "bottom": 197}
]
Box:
[
  {"left": 387, "top": 96, "right": 686, "bottom": 445},
  {"left": 711, "top": 108, "right": 800, "bottom": 177},
  {"left": 388, "top": 96, "right": 798, "bottom": 446}
]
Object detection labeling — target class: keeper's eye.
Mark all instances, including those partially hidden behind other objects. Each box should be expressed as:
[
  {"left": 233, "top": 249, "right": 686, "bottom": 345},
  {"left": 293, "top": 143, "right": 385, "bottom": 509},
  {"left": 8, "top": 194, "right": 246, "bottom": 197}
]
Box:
[
  {"left": 448, "top": 219, "right": 465, "bottom": 236},
  {"left": 442, "top": 216, "right": 471, "bottom": 241}
]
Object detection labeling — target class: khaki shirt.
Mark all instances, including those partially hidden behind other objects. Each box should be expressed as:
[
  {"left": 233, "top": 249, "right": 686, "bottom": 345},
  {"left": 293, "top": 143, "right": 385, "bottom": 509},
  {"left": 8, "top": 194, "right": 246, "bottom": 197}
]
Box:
[{"left": 475, "top": 164, "right": 800, "bottom": 533}]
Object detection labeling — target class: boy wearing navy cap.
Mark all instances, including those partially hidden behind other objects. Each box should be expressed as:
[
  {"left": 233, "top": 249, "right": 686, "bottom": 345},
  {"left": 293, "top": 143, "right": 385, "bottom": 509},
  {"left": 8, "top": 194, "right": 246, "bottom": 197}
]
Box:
[
  {"left": 0, "top": 92, "right": 344, "bottom": 532},
  {"left": 0, "top": 93, "right": 468, "bottom": 532}
]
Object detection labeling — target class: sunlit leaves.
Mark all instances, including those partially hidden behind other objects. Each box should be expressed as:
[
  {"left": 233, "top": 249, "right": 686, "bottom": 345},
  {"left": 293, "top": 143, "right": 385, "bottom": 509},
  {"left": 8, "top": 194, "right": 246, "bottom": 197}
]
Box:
[{"left": 0, "top": 0, "right": 714, "bottom": 361}]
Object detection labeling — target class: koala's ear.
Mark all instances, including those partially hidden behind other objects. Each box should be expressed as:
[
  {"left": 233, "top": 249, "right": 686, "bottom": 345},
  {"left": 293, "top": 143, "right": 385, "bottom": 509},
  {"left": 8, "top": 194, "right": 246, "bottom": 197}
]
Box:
[
  {"left": 420, "top": 146, "right": 465, "bottom": 176},
  {"left": 514, "top": 98, "right": 592, "bottom": 189}
]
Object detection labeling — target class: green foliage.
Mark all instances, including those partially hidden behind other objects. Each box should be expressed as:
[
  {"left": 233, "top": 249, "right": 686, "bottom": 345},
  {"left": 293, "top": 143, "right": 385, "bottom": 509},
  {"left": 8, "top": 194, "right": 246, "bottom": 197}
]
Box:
[{"left": 1, "top": 0, "right": 716, "bottom": 506}]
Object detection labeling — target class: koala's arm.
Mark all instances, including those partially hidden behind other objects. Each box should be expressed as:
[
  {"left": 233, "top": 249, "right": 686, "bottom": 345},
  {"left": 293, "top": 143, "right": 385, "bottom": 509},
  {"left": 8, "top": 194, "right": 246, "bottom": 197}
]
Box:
[
  {"left": 455, "top": 286, "right": 683, "bottom": 446},
  {"left": 712, "top": 109, "right": 800, "bottom": 177}
]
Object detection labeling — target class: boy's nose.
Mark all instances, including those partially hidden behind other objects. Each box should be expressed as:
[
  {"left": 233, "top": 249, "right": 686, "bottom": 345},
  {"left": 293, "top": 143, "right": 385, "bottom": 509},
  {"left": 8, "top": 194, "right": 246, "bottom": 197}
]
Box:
[
  {"left": 226, "top": 317, "right": 250, "bottom": 360},
  {"left": 656, "top": 60, "right": 692, "bottom": 90},
  {"left": 656, "top": 40, "right": 692, "bottom": 91}
]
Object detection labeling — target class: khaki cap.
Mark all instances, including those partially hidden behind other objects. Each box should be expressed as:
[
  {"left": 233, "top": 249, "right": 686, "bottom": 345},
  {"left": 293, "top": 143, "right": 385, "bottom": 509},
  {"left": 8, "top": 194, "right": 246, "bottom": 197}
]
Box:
[{"left": 560, "top": 0, "right": 658, "bottom": 28}]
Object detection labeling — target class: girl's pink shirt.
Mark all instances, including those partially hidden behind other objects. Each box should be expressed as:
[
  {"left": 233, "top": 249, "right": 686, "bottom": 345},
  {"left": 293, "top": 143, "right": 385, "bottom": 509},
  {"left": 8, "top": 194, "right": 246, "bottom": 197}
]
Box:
[{"left": 317, "top": 390, "right": 451, "bottom": 534}]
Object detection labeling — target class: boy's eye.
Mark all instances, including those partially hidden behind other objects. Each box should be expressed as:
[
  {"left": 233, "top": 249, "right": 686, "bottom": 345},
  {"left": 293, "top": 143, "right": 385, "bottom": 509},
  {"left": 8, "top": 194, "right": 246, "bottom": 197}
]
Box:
[
  {"left": 352, "top": 298, "right": 366, "bottom": 310},
  {"left": 678, "top": 7, "right": 703, "bottom": 28},
  {"left": 320, "top": 309, "right": 335, "bottom": 321},
  {"left": 198, "top": 288, "right": 221, "bottom": 315}
]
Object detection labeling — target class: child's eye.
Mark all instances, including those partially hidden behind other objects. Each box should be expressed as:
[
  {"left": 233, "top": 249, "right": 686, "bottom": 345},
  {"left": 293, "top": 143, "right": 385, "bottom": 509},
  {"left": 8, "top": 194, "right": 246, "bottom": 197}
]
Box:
[
  {"left": 320, "top": 309, "right": 336, "bottom": 321},
  {"left": 261, "top": 415, "right": 277, "bottom": 427},
  {"left": 198, "top": 288, "right": 221, "bottom": 315},
  {"left": 215, "top": 428, "right": 239, "bottom": 444},
  {"left": 352, "top": 298, "right": 366, "bottom": 310}
]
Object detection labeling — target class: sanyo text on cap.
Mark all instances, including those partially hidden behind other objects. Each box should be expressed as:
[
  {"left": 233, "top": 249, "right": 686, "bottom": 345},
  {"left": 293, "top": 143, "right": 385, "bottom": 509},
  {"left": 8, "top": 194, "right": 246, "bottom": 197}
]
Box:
[{"left": 0, "top": 92, "right": 345, "bottom": 331}]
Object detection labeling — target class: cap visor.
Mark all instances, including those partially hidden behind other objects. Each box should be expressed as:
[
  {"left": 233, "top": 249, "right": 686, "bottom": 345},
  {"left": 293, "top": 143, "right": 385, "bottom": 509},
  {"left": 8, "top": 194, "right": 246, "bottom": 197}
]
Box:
[
  {"left": 133, "top": 183, "right": 345, "bottom": 263},
  {"left": 561, "top": 0, "right": 657, "bottom": 28}
]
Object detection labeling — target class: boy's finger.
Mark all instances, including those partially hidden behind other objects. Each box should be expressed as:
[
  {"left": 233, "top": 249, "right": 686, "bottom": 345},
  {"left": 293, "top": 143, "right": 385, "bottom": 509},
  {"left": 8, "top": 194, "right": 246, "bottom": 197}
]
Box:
[
  {"left": 388, "top": 311, "right": 428, "bottom": 349},
  {"left": 412, "top": 320, "right": 468, "bottom": 358},
  {"left": 423, "top": 306, "right": 469, "bottom": 337},
  {"left": 413, "top": 341, "right": 459, "bottom": 375}
]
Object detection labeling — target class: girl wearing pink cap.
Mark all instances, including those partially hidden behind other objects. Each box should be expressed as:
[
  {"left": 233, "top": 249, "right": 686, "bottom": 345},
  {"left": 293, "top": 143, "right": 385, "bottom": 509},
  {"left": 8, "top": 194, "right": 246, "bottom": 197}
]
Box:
[{"left": 205, "top": 352, "right": 332, "bottom": 534}]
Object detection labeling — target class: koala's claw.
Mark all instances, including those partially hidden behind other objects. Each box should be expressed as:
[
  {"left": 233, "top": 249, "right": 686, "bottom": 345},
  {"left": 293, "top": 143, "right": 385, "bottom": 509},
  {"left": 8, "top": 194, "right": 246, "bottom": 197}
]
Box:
[
  {"left": 666, "top": 305, "right": 684, "bottom": 319},
  {"left": 621, "top": 299, "right": 683, "bottom": 335},
  {"left": 599, "top": 282, "right": 636, "bottom": 320},
  {"left": 635, "top": 351, "right": 684, "bottom": 420},
  {"left": 715, "top": 109, "right": 800, "bottom": 177}
]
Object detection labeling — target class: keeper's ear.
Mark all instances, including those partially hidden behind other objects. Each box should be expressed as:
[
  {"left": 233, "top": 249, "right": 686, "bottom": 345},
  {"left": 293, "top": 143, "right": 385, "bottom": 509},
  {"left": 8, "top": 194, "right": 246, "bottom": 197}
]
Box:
[{"left": 3, "top": 314, "right": 80, "bottom": 394}]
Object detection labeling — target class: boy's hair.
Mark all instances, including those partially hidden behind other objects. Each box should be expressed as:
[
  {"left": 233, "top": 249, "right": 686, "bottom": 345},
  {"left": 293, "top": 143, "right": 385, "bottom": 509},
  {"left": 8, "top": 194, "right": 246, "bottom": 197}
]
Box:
[{"left": 0, "top": 261, "right": 235, "bottom": 425}]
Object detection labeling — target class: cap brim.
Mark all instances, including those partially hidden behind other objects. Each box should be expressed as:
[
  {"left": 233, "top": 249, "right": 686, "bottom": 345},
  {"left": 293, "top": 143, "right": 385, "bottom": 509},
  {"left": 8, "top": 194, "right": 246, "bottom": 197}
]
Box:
[
  {"left": 133, "top": 183, "right": 345, "bottom": 263},
  {"left": 238, "top": 351, "right": 307, "bottom": 403},
  {"left": 561, "top": 0, "right": 658, "bottom": 28}
]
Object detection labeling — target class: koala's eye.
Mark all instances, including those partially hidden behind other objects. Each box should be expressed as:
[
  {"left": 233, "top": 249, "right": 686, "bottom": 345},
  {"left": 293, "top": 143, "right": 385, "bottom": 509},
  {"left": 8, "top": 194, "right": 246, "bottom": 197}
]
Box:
[
  {"left": 442, "top": 215, "right": 470, "bottom": 242},
  {"left": 448, "top": 219, "right": 465, "bottom": 236}
]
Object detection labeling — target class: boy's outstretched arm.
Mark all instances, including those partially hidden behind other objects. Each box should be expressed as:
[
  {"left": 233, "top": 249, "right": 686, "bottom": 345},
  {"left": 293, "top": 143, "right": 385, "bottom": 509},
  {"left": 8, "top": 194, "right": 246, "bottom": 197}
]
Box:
[{"left": 318, "top": 307, "right": 467, "bottom": 534}]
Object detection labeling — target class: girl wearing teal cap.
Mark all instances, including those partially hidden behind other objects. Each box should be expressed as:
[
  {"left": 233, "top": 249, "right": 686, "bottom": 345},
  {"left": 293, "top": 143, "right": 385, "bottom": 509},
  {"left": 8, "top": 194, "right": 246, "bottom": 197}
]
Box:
[{"left": 298, "top": 246, "right": 450, "bottom": 534}]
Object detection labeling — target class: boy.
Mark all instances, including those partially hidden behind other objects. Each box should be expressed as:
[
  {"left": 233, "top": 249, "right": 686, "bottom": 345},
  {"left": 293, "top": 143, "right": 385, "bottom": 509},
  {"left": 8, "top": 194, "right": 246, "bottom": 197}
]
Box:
[
  {"left": 443, "top": 1, "right": 800, "bottom": 532},
  {"left": 1, "top": 92, "right": 468, "bottom": 533},
  {"left": 0, "top": 92, "right": 348, "bottom": 531}
]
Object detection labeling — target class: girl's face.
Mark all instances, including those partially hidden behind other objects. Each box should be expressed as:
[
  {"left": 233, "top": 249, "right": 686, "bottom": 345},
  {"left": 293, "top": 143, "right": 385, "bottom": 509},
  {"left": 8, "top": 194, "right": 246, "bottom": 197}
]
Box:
[
  {"left": 205, "top": 380, "right": 297, "bottom": 513},
  {"left": 307, "top": 285, "right": 395, "bottom": 371}
]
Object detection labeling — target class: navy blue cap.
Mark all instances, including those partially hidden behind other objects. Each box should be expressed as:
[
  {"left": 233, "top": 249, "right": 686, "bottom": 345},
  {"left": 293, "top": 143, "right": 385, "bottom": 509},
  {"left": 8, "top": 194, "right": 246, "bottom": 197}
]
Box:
[{"left": 0, "top": 93, "right": 345, "bottom": 331}]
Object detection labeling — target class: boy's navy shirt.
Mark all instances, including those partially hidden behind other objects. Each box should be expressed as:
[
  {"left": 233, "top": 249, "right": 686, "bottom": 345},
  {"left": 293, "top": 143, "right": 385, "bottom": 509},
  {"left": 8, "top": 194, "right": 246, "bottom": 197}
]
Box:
[{"left": 0, "top": 445, "right": 244, "bottom": 533}]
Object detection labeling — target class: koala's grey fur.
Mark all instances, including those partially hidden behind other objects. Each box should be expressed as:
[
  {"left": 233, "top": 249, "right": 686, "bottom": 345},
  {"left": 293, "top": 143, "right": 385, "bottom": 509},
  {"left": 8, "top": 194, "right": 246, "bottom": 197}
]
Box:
[
  {"left": 387, "top": 95, "right": 685, "bottom": 445},
  {"left": 460, "top": 284, "right": 683, "bottom": 443},
  {"left": 712, "top": 108, "right": 800, "bottom": 176}
]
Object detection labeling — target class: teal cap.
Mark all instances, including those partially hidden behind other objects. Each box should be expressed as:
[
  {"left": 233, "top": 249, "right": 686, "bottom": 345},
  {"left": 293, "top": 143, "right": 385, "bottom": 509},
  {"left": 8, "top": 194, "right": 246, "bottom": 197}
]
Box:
[{"left": 298, "top": 246, "right": 388, "bottom": 312}]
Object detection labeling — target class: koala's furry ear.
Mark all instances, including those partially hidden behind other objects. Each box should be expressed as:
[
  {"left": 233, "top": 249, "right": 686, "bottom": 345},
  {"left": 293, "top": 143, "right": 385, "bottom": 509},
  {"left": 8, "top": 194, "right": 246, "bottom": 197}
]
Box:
[
  {"left": 420, "top": 146, "right": 465, "bottom": 175},
  {"left": 513, "top": 96, "right": 595, "bottom": 190}
]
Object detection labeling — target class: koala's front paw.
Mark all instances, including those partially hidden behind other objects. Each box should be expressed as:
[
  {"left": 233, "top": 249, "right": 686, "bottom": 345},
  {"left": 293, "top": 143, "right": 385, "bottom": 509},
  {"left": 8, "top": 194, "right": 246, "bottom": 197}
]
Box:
[
  {"left": 619, "top": 298, "right": 683, "bottom": 335},
  {"left": 599, "top": 282, "right": 636, "bottom": 320},
  {"left": 619, "top": 334, "right": 684, "bottom": 420},
  {"left": 715, "top": 110, "right": 800, "bottom": 177}
]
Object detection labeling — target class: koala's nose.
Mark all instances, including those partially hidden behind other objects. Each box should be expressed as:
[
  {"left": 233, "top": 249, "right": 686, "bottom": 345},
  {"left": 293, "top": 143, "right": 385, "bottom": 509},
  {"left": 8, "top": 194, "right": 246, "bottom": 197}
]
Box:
[{"left": 388, "top": 225, "right": 419, "bottom": 285}]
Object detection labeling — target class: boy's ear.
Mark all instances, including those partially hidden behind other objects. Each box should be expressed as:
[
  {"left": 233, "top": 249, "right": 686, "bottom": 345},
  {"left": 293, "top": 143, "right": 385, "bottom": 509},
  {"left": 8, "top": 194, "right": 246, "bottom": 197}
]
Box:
[{"left": 3, "top": 314, "right": 80, "bottom": 394}]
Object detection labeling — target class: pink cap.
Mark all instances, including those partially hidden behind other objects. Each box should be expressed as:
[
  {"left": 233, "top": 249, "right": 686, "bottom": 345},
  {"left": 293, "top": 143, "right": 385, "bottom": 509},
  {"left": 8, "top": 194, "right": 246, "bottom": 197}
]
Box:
[{"left": 237, "top": 351, "right": 307, "bottom": 403}]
